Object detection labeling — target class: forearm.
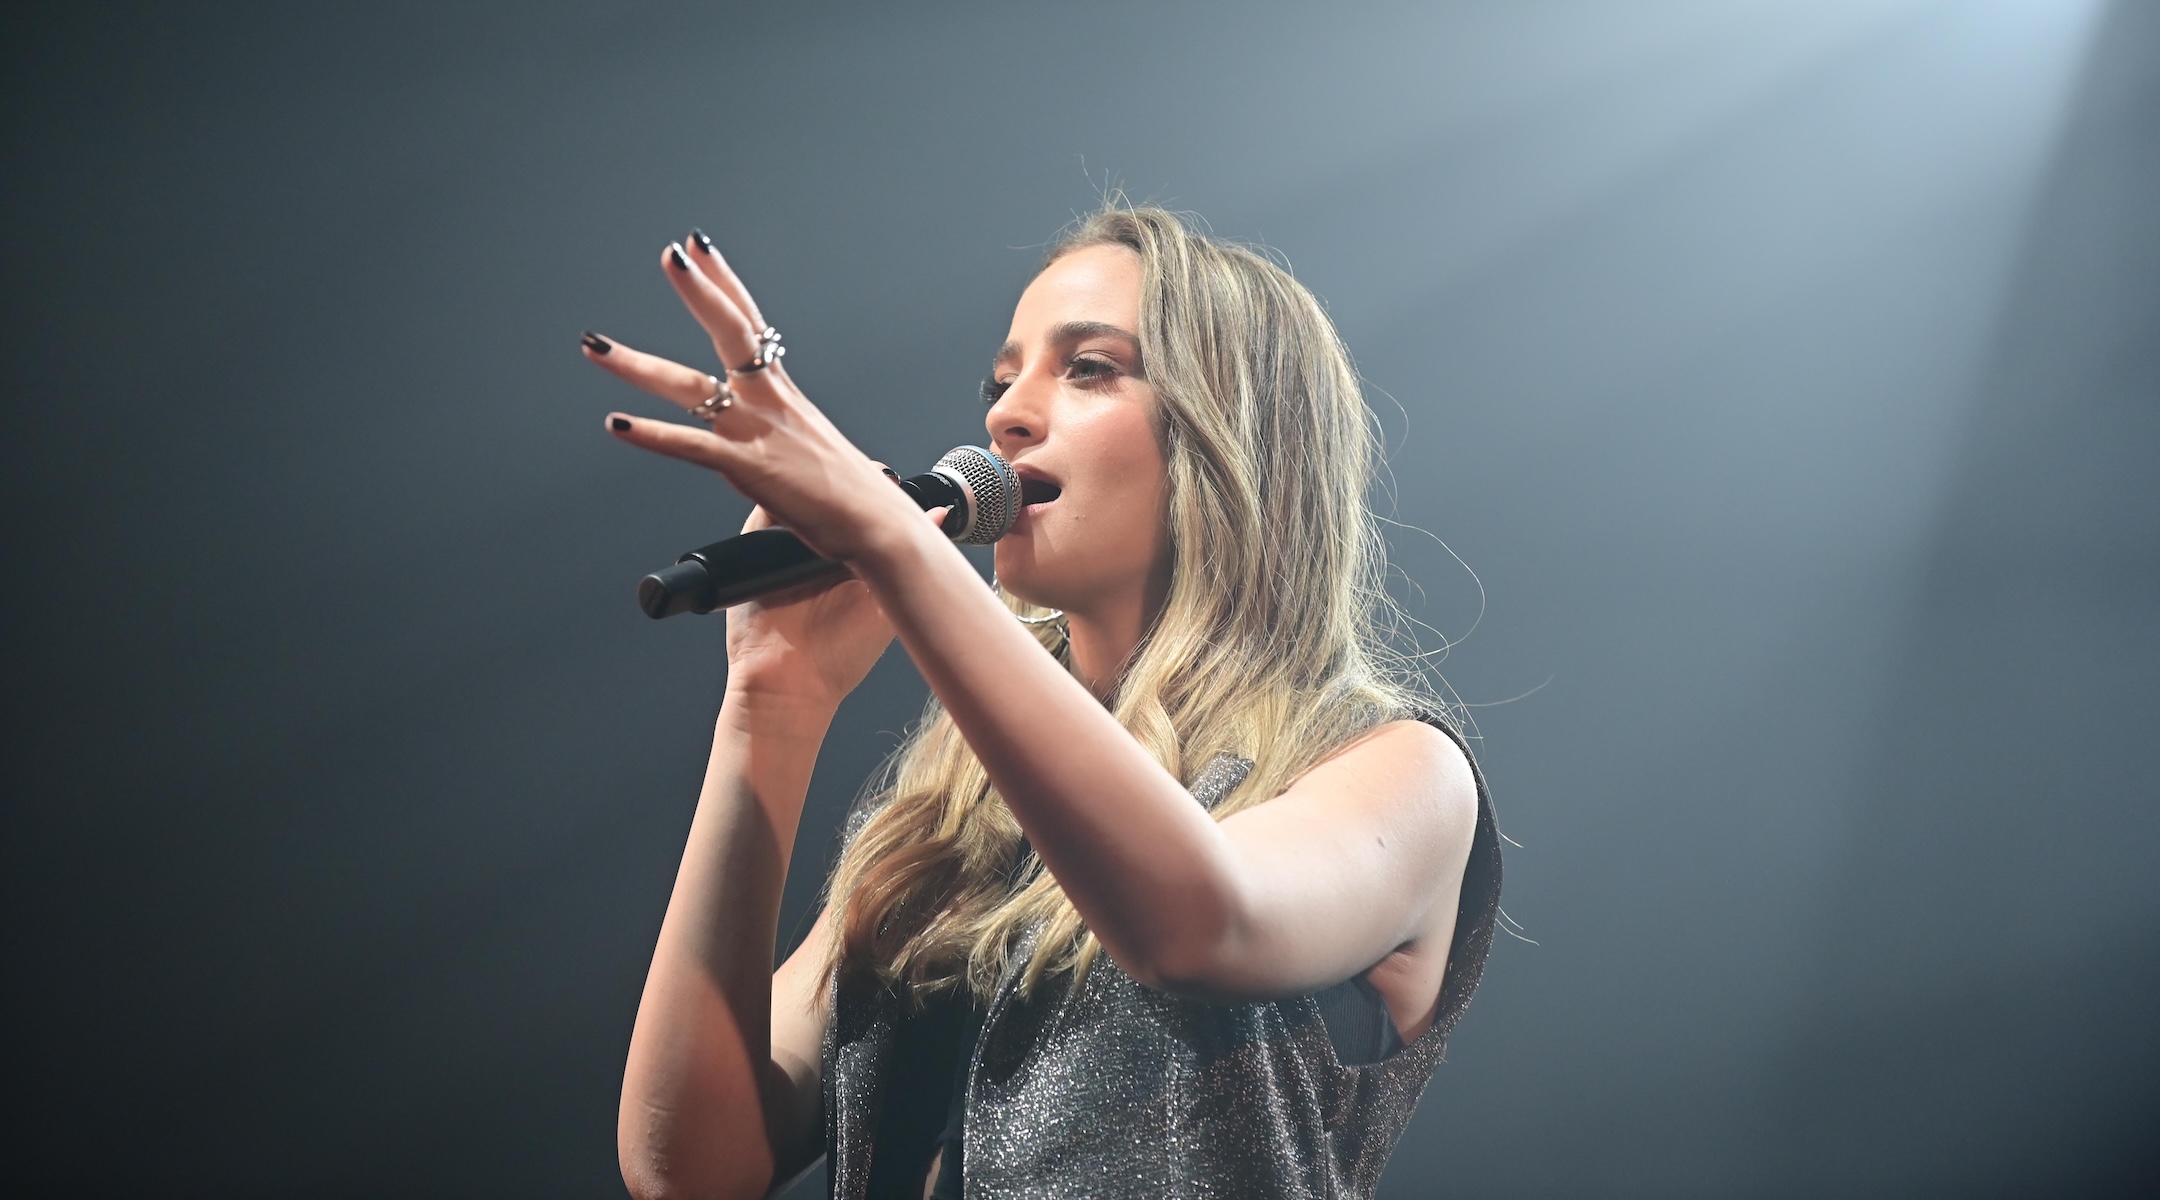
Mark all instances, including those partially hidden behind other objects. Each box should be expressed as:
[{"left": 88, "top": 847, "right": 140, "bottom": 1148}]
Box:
[
  {"left": 854, "top": 523, "right": 1243, "bottom": 981},
  {"left": 619, "top": 696, "right": 831, "bottom": 1200}
]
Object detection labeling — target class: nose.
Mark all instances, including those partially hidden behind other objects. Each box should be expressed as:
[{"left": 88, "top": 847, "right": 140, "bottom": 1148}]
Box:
[{"left": 984, "top": 370, "right": 1045, "bottom": 459}]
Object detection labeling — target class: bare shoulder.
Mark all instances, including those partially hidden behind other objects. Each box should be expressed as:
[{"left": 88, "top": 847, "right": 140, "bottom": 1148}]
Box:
[
  {"left": 1296, "top": 718, "right": 1478, "bottom": 838},
  {"left": 1251, "top": 715, "right": 1481, "bottom": 912},
  {"left": 1356, "top": 717, "right": 1475, "bottom": 783}
]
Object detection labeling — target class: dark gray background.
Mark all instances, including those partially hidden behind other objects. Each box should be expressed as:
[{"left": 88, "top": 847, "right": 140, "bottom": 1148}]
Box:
[{"left": 4, "top": 1, "right": 2154, "bottom": 1196}]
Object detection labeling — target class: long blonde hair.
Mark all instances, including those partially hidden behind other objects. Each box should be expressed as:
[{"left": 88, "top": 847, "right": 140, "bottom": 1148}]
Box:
[{"left": 823, "top": 206, "right": 1441, "bottom": 1001}]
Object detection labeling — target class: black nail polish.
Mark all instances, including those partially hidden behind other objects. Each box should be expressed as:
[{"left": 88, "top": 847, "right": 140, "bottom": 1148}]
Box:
[
  {"left": 581, "top": 331, "right": 612, "bottom": 355},
  {"left": 689, "top": 227, "right": 715, "bottom": 254},
  {"left": 610, "top": 416, "right": 632, "bottom": 431},
  {"left": 668, "top": 244, "right": 690, "bottom": 271}
]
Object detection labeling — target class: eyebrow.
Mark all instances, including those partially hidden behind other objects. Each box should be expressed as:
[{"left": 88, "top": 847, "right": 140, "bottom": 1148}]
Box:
[{"left": 993, "top": 320, "right": 1142, "bottom": 368}]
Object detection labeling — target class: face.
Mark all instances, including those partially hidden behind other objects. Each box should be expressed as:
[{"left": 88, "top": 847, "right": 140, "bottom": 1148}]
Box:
[{"left": 984, "top": 244, "right": 1172, "bottom": 618}]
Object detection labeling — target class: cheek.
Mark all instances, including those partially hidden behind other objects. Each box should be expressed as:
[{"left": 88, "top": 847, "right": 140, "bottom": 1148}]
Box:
[
  {"left": 1080, "top": 417, "right": 1169, "bottom": 537},
  {"left": 999, "top": 399, "right": 1169, "bottom": 595}
]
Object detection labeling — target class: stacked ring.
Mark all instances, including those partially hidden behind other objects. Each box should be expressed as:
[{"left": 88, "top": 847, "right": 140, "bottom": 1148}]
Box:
[
  {"left": 688, "top": 374, "right": 734, "bottom": 422},
  {"left": 733, "top": 326, "right": 784, "bottom": 374}
]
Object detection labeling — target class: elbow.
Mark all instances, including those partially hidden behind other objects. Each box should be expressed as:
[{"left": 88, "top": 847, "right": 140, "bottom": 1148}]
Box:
[
  {"left": 1107, "top": 886, "right": 1250, "bottom": 999},
  {"left": 1120, "top": 939, "right": 1243, "bottom": 999},
  {"left": 1121, "top": 948, "right": 1223, "bottom": 998},
  {"left": 617, "top": 1163, "right": 670, "bottom": 1200},
  {"left": 616, "top": 1159, "right": 685, "bottom": 1200},
  {"left": 620, "top": 1165, "right": 768, "bottom": 1200},
  {"left": 618, "top": 1168, "right": 673, "bottom": 1200},
  {"left": 619, "top": 1134, "right": 773, "bottom": 1200}
]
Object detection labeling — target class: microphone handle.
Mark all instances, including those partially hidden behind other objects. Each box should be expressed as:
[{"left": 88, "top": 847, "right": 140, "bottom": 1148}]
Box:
[
  {"left": 638, "top": 528, "right": 844, "bottom": 619},
  {"left": 636, "top": 469, "right": 970, "bottom": 619}
]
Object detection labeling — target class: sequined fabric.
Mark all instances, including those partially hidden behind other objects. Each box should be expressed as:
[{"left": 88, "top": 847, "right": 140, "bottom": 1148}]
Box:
[{"left": 822, "top": 720, "right": 1503, "bottom": 1199}]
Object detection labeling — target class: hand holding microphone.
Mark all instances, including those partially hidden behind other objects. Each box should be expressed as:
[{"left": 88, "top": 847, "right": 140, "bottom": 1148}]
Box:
[
  {"left": 638, "top": 445, "right": 1021, "bottom": 618},
  {"left": 578, "top": 231, "right": 1025, "bottom": 629}
]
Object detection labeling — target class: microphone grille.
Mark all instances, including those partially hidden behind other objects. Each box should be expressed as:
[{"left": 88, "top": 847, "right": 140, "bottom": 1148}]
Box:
[{"left": 934, "top": 445, "right": 1021, "bottom": 544}]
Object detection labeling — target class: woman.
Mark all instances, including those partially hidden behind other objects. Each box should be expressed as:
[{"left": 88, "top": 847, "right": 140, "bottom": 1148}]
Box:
[{"left": 584, "top": 207, "right": 1501, "bottom": 1200}]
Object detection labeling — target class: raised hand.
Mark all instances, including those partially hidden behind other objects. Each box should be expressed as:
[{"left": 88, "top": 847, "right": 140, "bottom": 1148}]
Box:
[
  {"left": 584, "top": 229, "right": 921, "bottom": 564},
  {"left": 583, "top": 229, "right": 941, "bottom": 708}
]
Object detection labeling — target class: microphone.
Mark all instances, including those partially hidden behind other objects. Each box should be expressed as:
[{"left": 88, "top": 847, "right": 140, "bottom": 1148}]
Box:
[{"left": 636, "top": 445, "right": 1020, "bottom": 619}]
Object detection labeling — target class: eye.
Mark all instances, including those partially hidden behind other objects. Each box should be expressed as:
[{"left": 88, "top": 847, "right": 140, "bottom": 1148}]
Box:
[
  {"left": 1064, "top": 355, "right": 1119, "bottom": 387},
  {"left": 980, "top": 375, "right": 1012, "bottom": 406}
]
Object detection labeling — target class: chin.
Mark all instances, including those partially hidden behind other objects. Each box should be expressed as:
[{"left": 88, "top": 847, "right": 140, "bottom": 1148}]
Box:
[{"left": 990, "top": 546, "right": 1072, "bottom": 612}]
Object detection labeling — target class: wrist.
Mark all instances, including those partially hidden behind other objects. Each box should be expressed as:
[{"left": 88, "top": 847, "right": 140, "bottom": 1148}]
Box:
[
  {"left": 716, "top": 685, "right": 841, "bottom": 739},
  {"left": 848, "top": 498, "right": 945, "bottom": 585}
]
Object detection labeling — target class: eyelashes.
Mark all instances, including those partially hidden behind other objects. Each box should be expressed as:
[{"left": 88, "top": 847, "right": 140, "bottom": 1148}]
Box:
[
  {"left": 1067, "top": 356, "right": 1117, "bottom": 384},
  {"left": 981, "top": 356, "right": 1119, "bottom": 406}
]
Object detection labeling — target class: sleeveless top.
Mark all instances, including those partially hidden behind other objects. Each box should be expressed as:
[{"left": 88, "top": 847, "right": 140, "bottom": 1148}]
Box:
[
  {"left": 863, "top": 863, "right": 1404, "bottom": 1198},
  {"left": 821, "top": 718, "right": 1504, "bottom": 1199}
]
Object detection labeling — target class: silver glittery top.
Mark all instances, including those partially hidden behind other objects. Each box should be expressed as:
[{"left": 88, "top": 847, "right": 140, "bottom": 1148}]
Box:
[{"left": 821, "top": 719, "right": 1503, "bottom": 1199}]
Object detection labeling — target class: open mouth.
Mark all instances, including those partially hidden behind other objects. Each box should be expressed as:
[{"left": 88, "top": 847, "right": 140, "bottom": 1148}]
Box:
[{"left": 1020, "top": 479, "right": 1062, "bottom": 507}]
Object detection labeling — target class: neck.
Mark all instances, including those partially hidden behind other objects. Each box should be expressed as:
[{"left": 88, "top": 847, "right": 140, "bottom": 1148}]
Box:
[
  {"left": 1064, "top": 611, "right": 1141, "bottom": 701},
  {"left": 1062, "top": 564, "right": 1173, "bottom": 701}
]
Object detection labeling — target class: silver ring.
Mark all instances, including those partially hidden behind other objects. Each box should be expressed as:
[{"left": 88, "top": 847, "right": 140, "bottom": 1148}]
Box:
[
  {"left": 731, "top": 326, "right": 784, "bottom": 374},
  {"left": 688, "top": 374, "right": 733, "bottom": 422}
]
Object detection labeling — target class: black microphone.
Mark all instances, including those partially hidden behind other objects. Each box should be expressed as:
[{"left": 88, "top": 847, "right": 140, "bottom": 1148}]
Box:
[{"left": 637, "top": 445, "right": 1021, "bottom": 619}]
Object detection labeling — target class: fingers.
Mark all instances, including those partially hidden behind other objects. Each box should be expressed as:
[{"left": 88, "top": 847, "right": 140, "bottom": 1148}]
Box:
[
  {"left": 662, "top": 243, "right": 779, "bottom": 400},
  {"left": 684, "top": 228, "right": 771, "bottom": 334},
  {"left": 605, "top": 411, "right": 733, "bottom": 472},
  {"left": 581, "top": 332, "right": 724, "bottom": 412}
]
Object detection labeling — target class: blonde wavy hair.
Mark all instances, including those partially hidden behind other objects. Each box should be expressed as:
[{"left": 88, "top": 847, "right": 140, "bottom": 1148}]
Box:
[{"left": 822, "top": 205, "right": 1442, "bottom": 1002}]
